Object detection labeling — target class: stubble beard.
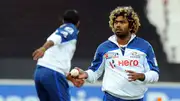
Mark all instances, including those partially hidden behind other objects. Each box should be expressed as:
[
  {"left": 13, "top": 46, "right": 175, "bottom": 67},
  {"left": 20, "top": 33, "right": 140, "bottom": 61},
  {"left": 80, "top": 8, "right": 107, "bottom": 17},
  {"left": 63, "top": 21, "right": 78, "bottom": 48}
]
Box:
[{"left": 115, "top": 32, "right": 130, "bottom": 40}]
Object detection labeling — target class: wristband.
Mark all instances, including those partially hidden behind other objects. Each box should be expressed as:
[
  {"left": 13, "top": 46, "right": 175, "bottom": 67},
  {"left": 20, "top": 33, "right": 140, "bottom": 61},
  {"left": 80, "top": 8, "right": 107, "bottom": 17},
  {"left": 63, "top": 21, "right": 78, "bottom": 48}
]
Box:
[{"left": 41, "top": 47, "right": 46, "bottom": 52}]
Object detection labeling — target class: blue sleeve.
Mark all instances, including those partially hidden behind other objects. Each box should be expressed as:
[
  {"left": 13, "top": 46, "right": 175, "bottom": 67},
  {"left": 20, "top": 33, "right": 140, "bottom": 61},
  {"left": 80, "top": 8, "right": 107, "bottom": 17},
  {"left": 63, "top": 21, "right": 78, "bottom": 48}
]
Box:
[
  {"left": 88, "top": 46, "right": 104, "bottom": 72},
  {"left": 55, "top": 26, "right": 77, "bottom": 43},
  {"left": 146, "top": 45, "right": 160, "bottom": 73}
]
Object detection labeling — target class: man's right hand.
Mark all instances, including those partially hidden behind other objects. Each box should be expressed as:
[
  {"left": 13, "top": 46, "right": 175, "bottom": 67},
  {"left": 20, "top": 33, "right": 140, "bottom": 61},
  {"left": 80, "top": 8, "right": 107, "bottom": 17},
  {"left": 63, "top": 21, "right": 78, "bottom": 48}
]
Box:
[
  {"left": 78, "top": 72, "right": 88, "bottom": 79},
  {"left": 32, "top": 47, "right": 46, "bottom": 60},
  {"left": 67, "top": 67, "right": 89, "bottom": 88},
  {"left": 66, "top": 72, "right": 85, "bottom": 88}
]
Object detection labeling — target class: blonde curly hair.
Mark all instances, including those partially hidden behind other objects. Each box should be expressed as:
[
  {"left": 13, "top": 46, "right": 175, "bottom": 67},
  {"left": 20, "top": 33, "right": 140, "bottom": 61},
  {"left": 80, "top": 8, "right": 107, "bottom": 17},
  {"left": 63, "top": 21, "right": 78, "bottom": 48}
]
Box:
[{"left": 109, "top": 6, "right": 141, "bottom": 34}]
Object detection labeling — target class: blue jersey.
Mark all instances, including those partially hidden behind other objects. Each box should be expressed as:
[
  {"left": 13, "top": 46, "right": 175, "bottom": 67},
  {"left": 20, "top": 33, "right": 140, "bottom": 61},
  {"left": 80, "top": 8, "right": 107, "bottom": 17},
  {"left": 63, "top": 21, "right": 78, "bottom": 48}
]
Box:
[{"left": 85, "top": 34, "right": 159, "bottom": 100}]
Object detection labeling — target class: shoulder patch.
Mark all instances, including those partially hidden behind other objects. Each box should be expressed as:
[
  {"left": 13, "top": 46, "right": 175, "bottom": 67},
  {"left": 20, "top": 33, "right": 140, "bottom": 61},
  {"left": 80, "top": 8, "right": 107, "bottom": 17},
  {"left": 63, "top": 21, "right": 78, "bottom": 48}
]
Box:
[
  {"left": 60, "top": 31, "right": 68, "bottom": 38},
  {"left": 64, "top": 27, "right": 74, "bottom": 34}
]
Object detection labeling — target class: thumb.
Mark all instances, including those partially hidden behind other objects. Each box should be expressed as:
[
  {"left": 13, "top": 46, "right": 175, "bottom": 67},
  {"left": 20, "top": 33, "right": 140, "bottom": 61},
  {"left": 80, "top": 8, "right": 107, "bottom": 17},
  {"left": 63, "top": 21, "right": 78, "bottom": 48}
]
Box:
[{"left": 78, "top": 72, "right": 88, "bottom": 79}]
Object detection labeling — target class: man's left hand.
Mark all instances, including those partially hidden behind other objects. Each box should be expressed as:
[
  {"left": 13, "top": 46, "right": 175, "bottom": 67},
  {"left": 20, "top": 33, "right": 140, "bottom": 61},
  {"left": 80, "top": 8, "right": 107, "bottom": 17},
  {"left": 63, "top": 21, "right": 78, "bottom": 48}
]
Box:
[{"left": 126, "top": 70, "right": 145, "bottom": 82}]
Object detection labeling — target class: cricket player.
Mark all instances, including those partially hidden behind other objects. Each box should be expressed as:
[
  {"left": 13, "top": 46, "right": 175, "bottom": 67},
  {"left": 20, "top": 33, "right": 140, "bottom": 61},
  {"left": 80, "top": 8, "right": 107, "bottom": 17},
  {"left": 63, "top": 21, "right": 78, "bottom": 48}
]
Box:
[
  {"left": 74, "top": 6, "right": 160, "bottom": 101},
  {"left": 32, "top": 9, "right": 83, "bottom": 101}
]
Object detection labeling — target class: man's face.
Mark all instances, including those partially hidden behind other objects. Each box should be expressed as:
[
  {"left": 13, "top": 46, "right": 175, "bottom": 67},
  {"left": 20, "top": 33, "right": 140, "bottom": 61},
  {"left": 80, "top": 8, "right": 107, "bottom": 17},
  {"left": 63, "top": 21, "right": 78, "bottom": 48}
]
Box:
[{"left": 113, "top": 16, "right": 130, "bottom": 38}]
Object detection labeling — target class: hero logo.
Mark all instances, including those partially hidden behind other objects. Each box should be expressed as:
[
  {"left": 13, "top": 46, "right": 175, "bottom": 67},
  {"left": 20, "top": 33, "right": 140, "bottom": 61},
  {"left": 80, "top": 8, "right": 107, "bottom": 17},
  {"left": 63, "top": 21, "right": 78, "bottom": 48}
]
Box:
[
  {"left": 109, "top": 60, "right": 139, "bottom": 68},
  {"left": 118, "top": 60, "right": 139, "bottom": 66}
]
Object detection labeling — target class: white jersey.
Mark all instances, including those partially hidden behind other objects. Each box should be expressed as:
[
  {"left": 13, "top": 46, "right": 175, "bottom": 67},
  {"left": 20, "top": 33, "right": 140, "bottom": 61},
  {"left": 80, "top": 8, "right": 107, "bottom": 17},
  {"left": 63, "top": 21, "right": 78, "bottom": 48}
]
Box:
[
  {"left": 86, "top": 34, "right": 159, "bottom": 100},
  {"left": 37, "top": 23, "right": 79, "bottom": 75}
]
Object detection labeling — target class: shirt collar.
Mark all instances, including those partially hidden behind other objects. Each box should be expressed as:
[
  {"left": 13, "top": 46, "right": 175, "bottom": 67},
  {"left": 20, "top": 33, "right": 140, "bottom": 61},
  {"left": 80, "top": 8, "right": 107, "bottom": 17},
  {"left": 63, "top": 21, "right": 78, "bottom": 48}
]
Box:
[{"left": 108, "top": 34, "right": 136, "bottom": 47}]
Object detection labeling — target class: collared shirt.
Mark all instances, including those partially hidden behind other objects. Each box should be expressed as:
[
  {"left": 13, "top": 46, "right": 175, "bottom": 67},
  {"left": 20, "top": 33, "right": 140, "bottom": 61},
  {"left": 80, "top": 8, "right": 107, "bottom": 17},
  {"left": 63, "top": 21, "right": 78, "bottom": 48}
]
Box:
[{"left": 86, "top": 34, "right": 159, "bottom": 100}]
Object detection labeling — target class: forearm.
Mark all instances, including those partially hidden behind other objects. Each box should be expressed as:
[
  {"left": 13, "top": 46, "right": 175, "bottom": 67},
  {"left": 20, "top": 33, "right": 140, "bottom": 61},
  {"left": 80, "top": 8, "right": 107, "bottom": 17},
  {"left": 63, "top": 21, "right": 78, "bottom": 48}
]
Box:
[{"left": 42, "top": 40, "right": 54, "bottom": 50}]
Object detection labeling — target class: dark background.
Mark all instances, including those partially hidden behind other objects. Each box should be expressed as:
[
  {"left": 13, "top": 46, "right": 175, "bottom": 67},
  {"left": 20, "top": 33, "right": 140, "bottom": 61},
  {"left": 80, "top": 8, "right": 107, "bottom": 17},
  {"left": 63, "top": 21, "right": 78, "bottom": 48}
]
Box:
[{"left": 0, "top": 0, "right": 179, "bottom": 81}]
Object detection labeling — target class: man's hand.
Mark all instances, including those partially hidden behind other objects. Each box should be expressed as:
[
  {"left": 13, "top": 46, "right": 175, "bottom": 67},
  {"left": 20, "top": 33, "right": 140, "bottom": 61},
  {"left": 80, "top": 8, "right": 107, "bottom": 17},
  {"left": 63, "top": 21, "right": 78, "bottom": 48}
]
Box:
[
  {"left": 66, "top": 73, "right": 85, "bottom": 88},
  {"left": 78, "top": 72, "right": 88, "bottom": 79},
  {"left": 32, "top": 47, "right": 46, "bottom": 60},
  {"left": 126, "top": 70, "right": 145, "bottom": 82},
  {"left": 74, "top": 67, "right": 88, "bottom": 80},
  {"left": 72, "top": 78, "right": 85, "bottom": 88},
  {"left": 32, "top": 41, "right": 54, "bottom": 60}
]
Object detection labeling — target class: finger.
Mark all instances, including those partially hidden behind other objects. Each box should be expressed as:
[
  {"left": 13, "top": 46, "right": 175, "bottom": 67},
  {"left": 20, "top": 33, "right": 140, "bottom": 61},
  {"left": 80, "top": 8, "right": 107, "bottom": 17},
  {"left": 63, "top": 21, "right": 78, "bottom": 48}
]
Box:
[
  {"left": 128, "top": 76, "right": 133, "bottom": 80},
  {"left": 128, "top": 73, "right": 135, "bottom": 76},
  {"left": 33, "top": 53, "right": 41, "bottom": 60},
  {"left": 78, "top": 73, "right": 87, "bottom": 79},
  {"left": 33, "top": 55, "right": 38, "bottom": 60},
  {"left": 71, "top": 76, "right": 79, "bottom": 79},
  {"left": 78, "top": 74, "right": 85, "bottom": 79},
  {"left": 74, "top": 67, "right": 80, "bottom": 69},
  {"left": 66, "top": 73, "right": 73, "bottom": 79},
  {"left": 75, "top": 79, "right": 84, "bottom": 85},
  {"left": 128, "top": 77, "right": 136, "bottom": 82},
  {"left": 73, "top": 80, "right": 84, "bottom": 88},
  {"left": 80, "top": 80, "right": 85, "bottom": 83},
  {"left": 32, "top": 50, "right": 38, "bottom": 57},
  {"left": 75, "top": 84, "right": 83, "bottom": 88},
  {"left": 78, "top": 80, "right": 85, "bottom": 87},
  {"left": 34, "top": 52, "right": 44, "bottom": 60},
  {"left": 73, "top": 82, "right": 79, "bottom": 87},
  {"left": 66, "top": 72, "right": 70, "bottom": 76},
  {"left": 33, "top": 57, "right": 38, "bottom": 60},
  {"left": 128, "top": 76, "right": 137, "bottom": 81},
  {"left": 126, "top": 70, "right": 135, "bottom": 73},
  {"left": 128, "top": 79, "right": 134, "bottom": 82}
]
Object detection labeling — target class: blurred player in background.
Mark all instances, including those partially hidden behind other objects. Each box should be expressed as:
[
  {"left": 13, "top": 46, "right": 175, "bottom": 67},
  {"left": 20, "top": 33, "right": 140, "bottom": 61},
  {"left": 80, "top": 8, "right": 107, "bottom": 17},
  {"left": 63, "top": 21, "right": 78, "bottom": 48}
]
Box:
[
  {"left": 73, "top": 6, "right": 160, "bottom": 101},
  {"left": 146, "top": 0, "right": 180, "bottom": 63},
  {"left": 32, "top": 9, "right": 83, "bottom": 101}
]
